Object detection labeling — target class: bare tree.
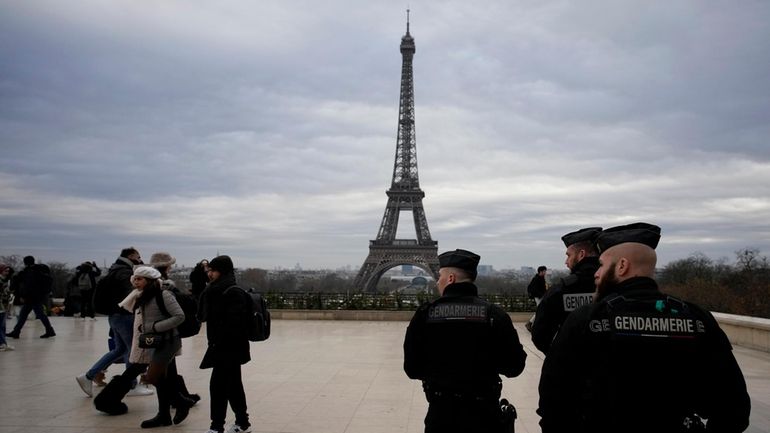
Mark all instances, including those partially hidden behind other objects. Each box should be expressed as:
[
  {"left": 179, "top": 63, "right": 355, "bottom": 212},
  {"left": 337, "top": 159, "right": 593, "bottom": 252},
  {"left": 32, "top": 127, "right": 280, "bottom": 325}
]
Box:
[
  {"left": 735, "top": 248, "right": 768, "bottom": 272},
  {"left": 0, "top": 255, "right": 23, "bottom": 271},
  {"left": 240, "top": 268, "right": 269, "bottom": 290},
  {"left": 47, "top": 261, "right": 73, "bottom": 298}
]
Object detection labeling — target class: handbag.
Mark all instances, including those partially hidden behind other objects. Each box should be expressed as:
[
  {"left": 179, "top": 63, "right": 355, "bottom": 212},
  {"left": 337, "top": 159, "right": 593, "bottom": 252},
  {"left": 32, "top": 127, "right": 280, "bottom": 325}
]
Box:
[{"left": 138, "top": 332, "right": 165, "bottom": 349}]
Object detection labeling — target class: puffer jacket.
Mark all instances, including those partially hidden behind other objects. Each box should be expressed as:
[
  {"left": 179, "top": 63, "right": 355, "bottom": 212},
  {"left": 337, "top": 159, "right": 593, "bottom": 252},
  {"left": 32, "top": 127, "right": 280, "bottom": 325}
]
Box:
[{"left": 129, "top": 289, "right": 184, "bottom": 364}]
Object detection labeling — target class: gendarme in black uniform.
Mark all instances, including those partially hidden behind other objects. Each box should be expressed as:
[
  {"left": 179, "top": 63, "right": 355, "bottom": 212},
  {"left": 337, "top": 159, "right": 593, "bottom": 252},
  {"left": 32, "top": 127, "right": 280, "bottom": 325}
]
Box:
[
  {"left": 404, "top": 249, "right": 527, "bottom": 433},
  {"left": 531, "top": 256, "right": 598, "bottom": 353},
  {"left": 532, "top": 227, "right": 602, "bottom": 354},
  {"left": 537, "top": 223, "right": 751, "bottom": 433}
]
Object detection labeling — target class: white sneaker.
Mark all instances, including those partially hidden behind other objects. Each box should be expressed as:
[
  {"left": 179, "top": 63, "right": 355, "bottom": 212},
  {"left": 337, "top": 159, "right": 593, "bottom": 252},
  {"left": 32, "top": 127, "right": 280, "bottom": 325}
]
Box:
[
  {"left": 225, "top": 424, "right": 252, "bottom": 433},
  {"left": 0, "top": 344, "right": 14, "bottom": 351},
  {"left": 126, "top": 383, "right": 154, "bottom": 397},
  {"left": 76, "top": 374, "right": 93, "bottom": 397}
]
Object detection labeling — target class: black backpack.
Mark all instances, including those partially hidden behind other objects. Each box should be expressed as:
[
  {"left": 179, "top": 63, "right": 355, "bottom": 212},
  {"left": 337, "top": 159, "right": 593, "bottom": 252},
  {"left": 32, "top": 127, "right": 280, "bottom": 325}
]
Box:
[
  {"left": 226, "top": 286, "right": 271, "bottom": 342},
  {"left": 156, "top": 288, "right": 201, "bottom": 338},
  {"left": 93, "top": 272, "right": 119, "bottom": 315}
]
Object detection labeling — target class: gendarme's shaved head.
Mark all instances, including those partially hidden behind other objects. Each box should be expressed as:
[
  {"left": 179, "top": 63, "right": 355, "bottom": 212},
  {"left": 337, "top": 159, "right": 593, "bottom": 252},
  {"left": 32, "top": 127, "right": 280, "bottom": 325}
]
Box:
[
  {"left": 609, "top": 242, "right": 657, "bottom": 278},
  {"left": 594, "top": 242, "right": 658, "bottom": 297}
]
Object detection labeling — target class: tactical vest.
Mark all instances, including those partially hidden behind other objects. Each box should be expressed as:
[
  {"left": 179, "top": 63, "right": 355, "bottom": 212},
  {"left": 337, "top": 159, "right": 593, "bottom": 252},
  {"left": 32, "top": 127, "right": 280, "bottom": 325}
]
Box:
[
  {"left": 588, "top": 290, "right": 707, "bottom": 340},
  {"left": 422, "top": 295, "right": 502, "bottom": 399},
  {"left": 579, "top": 290, "right": 711, "bottom": 432},
  {"left": 427, "top": 296, "right": 492, "bottom": 324},
  {"left": 559, "top": 274, "right": 593, "bottom": 312}
]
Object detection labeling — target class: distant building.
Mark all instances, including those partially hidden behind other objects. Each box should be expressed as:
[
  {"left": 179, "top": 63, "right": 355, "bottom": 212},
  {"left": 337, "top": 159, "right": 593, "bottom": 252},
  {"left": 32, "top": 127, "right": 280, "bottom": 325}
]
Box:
[{"left": 477, "top": 264, "right": 494, "bottom": 277}]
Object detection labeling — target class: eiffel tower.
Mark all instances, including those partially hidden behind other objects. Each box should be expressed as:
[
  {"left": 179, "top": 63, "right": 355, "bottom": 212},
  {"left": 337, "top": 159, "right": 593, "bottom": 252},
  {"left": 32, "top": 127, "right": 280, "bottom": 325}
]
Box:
[{"left": 354, "top": 11, "right": 439, "bottom": 292}]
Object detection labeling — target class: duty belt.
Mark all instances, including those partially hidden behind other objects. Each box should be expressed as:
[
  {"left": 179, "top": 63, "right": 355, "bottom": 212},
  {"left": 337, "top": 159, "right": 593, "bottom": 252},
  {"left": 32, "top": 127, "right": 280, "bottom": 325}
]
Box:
[{"left": 423, "top": 381, "right": 501, "bottom": 403}]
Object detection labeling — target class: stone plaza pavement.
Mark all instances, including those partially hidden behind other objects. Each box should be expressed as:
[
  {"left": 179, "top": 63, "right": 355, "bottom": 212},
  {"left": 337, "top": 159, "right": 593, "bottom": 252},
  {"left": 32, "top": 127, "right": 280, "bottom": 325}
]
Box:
[{"left": 1, "top": 316, "right": 768, "bottom": 433}]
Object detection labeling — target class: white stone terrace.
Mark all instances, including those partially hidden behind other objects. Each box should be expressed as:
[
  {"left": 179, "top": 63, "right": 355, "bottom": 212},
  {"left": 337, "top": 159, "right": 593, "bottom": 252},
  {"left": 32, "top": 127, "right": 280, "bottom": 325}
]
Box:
[{"left": 0, "top": 316, "right": 768, "bottom": 433}]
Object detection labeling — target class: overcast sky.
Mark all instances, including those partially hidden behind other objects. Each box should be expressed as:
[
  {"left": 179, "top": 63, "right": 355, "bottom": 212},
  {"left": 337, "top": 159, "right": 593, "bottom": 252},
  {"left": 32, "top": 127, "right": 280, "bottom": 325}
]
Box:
[{"left": 2, "top": 1, "right": 769, "bottom": 273}]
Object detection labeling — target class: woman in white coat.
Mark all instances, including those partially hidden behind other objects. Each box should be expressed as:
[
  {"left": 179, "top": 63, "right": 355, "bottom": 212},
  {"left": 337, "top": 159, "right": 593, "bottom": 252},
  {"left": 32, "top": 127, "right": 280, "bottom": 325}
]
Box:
[{"left": 128, "top": 266, "right": 185, "bottom": 427}]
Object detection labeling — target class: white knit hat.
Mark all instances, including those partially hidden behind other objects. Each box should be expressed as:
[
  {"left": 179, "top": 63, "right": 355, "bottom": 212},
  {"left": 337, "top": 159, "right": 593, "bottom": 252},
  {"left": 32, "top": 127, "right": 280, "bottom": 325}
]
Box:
[{"left": 133, "top": 266, "right": 161, "bottom": 280}]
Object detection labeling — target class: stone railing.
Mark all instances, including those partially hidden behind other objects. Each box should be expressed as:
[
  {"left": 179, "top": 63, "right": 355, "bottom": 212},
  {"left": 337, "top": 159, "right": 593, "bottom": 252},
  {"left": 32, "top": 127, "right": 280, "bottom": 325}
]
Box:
[
  {"left": 712, "top": 312, "right": 770, "bottom": 353},
  {"left": 50, "top": 297, "right": 768, "bottom": 352},
  {"left": 273, "top": 310, "right": 769, "bottom": 353}
]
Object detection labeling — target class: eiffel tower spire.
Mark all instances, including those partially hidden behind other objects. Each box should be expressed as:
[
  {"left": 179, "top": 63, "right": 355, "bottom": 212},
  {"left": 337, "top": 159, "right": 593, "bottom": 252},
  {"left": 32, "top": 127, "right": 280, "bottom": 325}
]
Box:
[{"left": 354, "top": 12, "right": 440, "bottom": 292}]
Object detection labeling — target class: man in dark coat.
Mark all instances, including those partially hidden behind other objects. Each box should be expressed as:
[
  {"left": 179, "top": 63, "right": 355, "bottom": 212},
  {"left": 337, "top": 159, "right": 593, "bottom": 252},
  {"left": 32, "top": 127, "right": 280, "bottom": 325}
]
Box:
[
  {"left": 66, "top": 261, "right": 101, "bottom": 318},
  {"left": 531, "top": 227, "right": 601, "bottom": 353},
  {"left": 6, "top": 256, "right": 56, "bottom": 339},
  {"left": 525, "top": 265, "right": 547, "bottom": 332},
  {"left": 78, "top": 247, "right": 151, "bottom": 399},
  {"left": 537, "top": 223, "right": 751, "bottom": 433},
  {"left": 189, "top": 259, "right": 209, "bottom": 300},
  {"left": 198, "top": 255, "right": 252, "bottom": 433},
  {"left": 404, "top": 249, "right": 527, "bottom": 433}
]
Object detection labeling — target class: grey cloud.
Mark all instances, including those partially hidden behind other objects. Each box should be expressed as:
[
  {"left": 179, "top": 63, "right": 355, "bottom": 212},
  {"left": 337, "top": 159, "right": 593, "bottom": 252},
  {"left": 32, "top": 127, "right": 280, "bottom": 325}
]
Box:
[{"left": 1, "top": 1, "right": 769, "bottom": 270}]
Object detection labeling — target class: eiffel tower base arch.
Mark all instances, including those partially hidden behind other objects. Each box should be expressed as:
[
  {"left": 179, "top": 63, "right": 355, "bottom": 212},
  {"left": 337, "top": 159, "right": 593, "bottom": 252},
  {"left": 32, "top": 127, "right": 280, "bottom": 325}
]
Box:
[{"left": 354, "top": 243, "right": 440, "bottom": 292}]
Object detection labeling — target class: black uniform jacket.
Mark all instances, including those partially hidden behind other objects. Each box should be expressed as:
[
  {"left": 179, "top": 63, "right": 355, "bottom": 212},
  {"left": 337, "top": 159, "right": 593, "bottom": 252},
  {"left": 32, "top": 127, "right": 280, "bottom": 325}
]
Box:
[
  {"left": 531, "top": 256, "right": 599, "bottom": 354},
  {"left": 537, "top": 277, "right": 751, "bottom": 433},
  {"left": 404, "top": 282, "right": 527, "bottom": 396}
]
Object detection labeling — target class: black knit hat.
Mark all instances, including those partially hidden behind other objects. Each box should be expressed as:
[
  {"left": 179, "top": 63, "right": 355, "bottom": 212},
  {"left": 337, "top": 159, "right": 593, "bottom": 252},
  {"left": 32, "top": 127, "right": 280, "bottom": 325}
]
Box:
[
  {"left": 438, "top": 249, "right": 481, "bottom": 280},
  {"left": 208, "top": 255, "right": 234, "bottom": 274},
  {"left": 595, "top": 223, "right": 661, "bottom": 254},
  {"left": 562, "top": 227, "right": 603, "bottom": 247}
]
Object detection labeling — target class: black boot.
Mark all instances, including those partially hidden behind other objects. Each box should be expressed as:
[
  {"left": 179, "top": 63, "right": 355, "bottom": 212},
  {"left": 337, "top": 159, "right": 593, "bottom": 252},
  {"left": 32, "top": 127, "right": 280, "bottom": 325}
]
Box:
[
  {"left": 141, "top": 413, "right": 172, "bottom": 428},
  {"left": 171, "top": 393, "right": 196, "bottom": 410},
  {"left": 94, "top": 376, "right": 132, "bottom": 415},
  {"left": 173, "top": 396, "right": 195, "bottom": 425},
  {"left": 176, "top": 375, "right": 200, "bottom": 404}
]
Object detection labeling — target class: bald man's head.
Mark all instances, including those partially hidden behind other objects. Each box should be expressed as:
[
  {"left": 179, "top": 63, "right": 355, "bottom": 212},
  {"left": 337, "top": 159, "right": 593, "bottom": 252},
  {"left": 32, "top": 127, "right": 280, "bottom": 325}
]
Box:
[{"left": 594, "top": 242, "right": 657, "bottom": 296}]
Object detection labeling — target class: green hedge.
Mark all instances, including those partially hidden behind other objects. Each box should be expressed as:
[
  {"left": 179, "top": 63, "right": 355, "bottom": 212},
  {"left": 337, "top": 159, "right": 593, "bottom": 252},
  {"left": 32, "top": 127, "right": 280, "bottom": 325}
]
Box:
[{"left": 263, "top": 292, "right": 535, "bottom": 312}]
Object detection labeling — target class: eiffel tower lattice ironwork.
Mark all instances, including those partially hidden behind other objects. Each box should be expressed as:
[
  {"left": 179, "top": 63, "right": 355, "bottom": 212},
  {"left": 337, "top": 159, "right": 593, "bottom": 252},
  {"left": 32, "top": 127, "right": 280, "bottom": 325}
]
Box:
[{"left": 354, "top": 12, "right": 439, "bottom": 292}]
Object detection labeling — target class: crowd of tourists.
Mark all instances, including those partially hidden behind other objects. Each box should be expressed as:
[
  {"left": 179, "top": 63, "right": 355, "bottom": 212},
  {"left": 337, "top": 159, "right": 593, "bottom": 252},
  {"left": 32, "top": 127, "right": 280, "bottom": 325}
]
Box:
[{"left": 2, "top": 250, "right": 251, "bottom": 433}]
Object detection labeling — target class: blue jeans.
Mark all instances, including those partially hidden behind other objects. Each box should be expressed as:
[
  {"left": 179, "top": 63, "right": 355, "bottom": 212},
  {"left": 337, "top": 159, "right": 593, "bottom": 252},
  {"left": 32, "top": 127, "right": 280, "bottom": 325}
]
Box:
[
  {"left": 12, "top": 303, "right": 54, "bottom": 334},
  {"left": 86, "top": 313, "right": 134, "bottom": 380}
]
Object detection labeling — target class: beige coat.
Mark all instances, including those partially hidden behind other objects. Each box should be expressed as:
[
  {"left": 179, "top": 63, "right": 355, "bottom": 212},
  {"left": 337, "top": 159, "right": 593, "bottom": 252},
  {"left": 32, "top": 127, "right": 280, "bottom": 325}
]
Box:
[{"left": 127, "top": 289, "right": 184, "bottom": 364}]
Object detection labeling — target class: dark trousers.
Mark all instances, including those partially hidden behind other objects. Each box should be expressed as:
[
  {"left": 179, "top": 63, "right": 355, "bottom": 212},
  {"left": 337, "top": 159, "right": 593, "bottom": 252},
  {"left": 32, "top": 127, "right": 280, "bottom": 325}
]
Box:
[
  {"left": 121, "top": 362, "right": 149, "bottom": 384},
  {"left": 425, "top": 399, "right": 501, "bottom": 433},
  {"left": 210, "top": 363, "right": 249, "bottom": 431},
  {"left": 12, "top": 303, "right": 54, "bottom": 334},
  {"left": 81, "top": 289, "right": 95, "bottom": 318},
  {"left": 166, "top": 358, "right": 189, "bottom": 405},
  {"left": 152, "top": 365, "right": 174, "bottom": 416},
  {"left": 121, "top": 361, "right": 174, "bottom": 416},
  {"left": 64, "top": 295, "right": 82, "bottom": 316}
]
